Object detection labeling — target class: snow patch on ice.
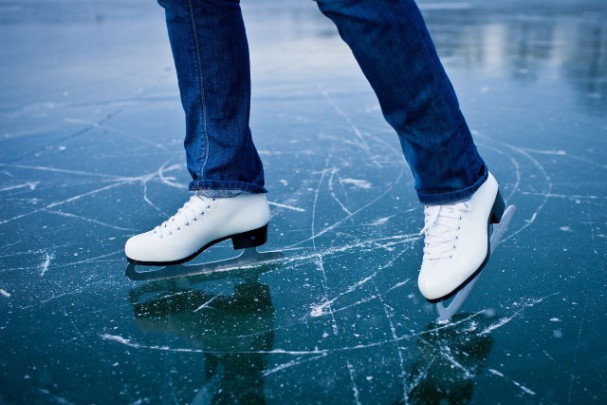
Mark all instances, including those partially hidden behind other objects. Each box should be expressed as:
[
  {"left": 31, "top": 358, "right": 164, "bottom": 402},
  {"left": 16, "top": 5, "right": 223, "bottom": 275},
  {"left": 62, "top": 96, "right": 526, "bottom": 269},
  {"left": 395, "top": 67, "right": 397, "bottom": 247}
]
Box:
[{"left": 340, "top": 178, "right": 372, "bottom": 189}]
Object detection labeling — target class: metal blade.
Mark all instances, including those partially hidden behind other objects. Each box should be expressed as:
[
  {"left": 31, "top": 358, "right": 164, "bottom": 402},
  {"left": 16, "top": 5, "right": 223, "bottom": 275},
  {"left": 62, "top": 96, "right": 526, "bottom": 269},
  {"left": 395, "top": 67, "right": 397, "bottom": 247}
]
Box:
[
  {"left": 124, "top": 247, "right": 284, "bottom": 282},
  {"left": 436, "top": 205, "right": 516, "bottom": 321}
]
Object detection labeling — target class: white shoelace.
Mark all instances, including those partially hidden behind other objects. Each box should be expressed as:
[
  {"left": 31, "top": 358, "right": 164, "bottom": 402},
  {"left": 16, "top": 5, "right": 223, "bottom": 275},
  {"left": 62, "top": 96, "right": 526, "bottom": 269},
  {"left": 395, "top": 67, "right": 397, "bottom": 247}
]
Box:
[
  {"left": 153, "top": 195, "right": 215, "bottom": 238},
  {"left": 420, "top": 202, "right": 472, "bottom": 261}
]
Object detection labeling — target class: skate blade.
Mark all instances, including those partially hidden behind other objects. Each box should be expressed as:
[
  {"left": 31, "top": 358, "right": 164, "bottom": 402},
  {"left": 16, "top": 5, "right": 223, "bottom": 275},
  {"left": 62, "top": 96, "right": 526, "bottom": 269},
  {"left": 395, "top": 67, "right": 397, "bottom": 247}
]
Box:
[
  {"left": 436, "top": 204, "right": 517, "bottom": 322},
  {"left": 124, "top": 247, "right": 284, "bottom": 282}
]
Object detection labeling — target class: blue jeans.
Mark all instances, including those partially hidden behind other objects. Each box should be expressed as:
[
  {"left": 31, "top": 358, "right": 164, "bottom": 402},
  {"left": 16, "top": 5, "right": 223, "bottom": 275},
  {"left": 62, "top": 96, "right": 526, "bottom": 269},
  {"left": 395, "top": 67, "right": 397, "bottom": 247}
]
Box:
[{"left": 157, "top": 0, "right": 488, "bottom": 204}]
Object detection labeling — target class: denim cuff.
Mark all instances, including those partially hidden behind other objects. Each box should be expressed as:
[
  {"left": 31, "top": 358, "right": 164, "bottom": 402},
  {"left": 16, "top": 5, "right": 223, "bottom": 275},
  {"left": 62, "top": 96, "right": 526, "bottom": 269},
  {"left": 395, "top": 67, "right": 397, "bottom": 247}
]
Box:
[
  {"left": 189, "top": 180, "right": 267, "bottom": 198},
  {"left": 193, "top": 189, "right": 248, "bottom": 198},
  {"left": 417, "top": 167, "right": 488, "bottom": 205}
]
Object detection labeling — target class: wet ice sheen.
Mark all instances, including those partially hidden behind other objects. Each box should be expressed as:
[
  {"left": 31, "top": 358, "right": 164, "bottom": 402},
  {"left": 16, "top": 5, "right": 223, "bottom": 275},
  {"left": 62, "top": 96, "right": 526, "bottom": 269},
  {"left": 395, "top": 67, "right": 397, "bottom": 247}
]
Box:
[{"left": 1, "top": 0, "right": 606, "bottom": 403}]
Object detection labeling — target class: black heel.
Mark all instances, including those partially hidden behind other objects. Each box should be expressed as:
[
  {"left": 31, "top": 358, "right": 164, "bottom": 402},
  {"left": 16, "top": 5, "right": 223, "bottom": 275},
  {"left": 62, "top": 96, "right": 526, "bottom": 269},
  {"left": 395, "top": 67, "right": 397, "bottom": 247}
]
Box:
[
  {"left": 490, "top": 190, "right": 505, "bottom": 224},
  {"left": 232, "top": 224, "right": 268, "bottom": 250}
]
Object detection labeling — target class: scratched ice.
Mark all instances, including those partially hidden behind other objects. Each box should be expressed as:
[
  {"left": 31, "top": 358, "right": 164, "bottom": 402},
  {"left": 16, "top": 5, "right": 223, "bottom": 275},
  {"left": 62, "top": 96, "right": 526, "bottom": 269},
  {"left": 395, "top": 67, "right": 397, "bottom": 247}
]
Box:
[{"left": 1, "top": 0, "right": 606, "bottom": 403}]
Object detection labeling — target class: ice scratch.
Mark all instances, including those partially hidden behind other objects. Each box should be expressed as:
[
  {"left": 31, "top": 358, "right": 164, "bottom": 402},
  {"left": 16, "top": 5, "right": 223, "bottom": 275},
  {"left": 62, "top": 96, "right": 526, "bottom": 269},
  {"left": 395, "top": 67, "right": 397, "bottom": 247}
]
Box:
[
  {"left": 477, "top": 296, "right": 552, "bottom": 337},
  {"left": 314, "top": 255, "right": 339, "bottom": 335},
  {"left": 39, "top": 252, "right": 54, "bottom": 276},
  {"left": 319, "top": 86, "right": 381, "bottom": 168},
  {"left": 488, "top": 368, "right": 536, "bottom": 396},
  {"left": 346, "top": 360, "right": 362, "bottom": 405},
  {"left": 263, "top": 354, "right": 327, "bottom": 377},
  {"left": 101, "top": 333, "right": 331, "bottom": 356},
  {"left": 376, "top": 283, "right": 409, "bottom": 401},
  {"left": 267, "top": 200, "right": 306, "bottom": 213},
  {"left": 100, "top": 333, "right": 204, "bottom": 353},
  {"left": 46, "top": 209, "right": 136, "bottom": 231},
  {"left": 193, "top": 295, "right": 218, "bottom": 312},
  {"left": 0, "top": 181, "right": 40, "bottom": 192}
]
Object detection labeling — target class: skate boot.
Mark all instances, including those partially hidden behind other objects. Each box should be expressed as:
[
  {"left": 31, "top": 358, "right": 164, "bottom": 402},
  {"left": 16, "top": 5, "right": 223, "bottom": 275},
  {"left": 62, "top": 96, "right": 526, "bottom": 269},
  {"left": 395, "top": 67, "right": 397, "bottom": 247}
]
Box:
[
  {"left": 418, "top": 173, "right": 504, "bottom": 301},
  {"left": 125, "top": 193, "right": 271, "bottom": 265}
]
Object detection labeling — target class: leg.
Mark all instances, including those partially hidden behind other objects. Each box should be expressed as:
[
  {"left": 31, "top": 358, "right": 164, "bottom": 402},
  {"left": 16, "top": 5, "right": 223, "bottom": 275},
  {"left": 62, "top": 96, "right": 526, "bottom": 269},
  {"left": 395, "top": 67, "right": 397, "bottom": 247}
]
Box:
[
  {"left": 125, "top": 0, "right": 271, "bottom": 264},
  {"left": 159, "top": 0, "right": 265, "bottom": 195},
  {"left": 315, "top": 0, "right": 486, "bottom": 204},
  {"left": 315, "top": 0, "right": 503, "bottom": 302}
]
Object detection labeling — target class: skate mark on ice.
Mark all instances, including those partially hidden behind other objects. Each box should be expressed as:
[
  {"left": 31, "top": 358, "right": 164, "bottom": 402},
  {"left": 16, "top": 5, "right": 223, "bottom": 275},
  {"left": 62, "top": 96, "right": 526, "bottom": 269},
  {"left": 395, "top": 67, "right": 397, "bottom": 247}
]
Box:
[
  {"left": 328, "top": 167, "right": 353, "bottom": 215},
  {"left": 309, "top": 247, "right": 413, "bottom": 319},
  {"left": 375, "top": 282, "right": 410, "bottom": 402},
  {"left": 267, "top": 200, "right": 306, "bottom": 213},
  {"left": 46, "top": 209, "right": 136, "bottom": 232},
  {"left": 346, "top": 360, "right": 362, "bottom": 405},
  {"left": 319, "top": 86, "right": 381, "bottom": 169},
  {"left": 487, "top": 368, "right": 536, "bottom": 397},
  {"left": 263, "top": 354, "right": 327, "bottom": 377},
  {"left": 286, "top": 162, "right": 406, "bottom": 249}
]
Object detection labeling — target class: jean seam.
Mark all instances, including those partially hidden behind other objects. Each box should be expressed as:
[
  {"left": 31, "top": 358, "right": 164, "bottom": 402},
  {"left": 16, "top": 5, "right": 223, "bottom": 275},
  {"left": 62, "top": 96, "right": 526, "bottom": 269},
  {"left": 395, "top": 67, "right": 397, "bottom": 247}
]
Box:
[{"left": 186, "top": 0, "right": 209, "bottom": 182}]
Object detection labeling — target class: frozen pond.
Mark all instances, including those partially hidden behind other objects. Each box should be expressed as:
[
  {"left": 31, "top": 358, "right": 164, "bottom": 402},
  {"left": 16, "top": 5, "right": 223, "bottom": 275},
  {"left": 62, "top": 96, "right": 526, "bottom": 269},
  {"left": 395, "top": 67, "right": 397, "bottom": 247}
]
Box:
[{"left": 1, "top": 0, "right": 606, "bottom": 403}]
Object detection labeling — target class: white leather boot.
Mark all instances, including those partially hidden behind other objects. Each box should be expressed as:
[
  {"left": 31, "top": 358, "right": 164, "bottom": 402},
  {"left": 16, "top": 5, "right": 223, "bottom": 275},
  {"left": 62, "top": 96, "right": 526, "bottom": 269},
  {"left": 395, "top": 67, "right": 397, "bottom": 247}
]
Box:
[
  {"left": 418, "top": 173, "right": 504, "bottom": 301},
  {"left": 125, "top": 193, "right": 271, "bottom": 264}
]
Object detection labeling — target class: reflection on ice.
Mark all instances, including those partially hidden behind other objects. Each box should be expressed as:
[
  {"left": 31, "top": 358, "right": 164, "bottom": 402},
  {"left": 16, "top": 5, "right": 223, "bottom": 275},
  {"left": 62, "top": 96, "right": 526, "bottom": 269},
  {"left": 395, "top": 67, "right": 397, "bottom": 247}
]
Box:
[{"left": 129, "top": 279, "right": 274, "bottom": 403}]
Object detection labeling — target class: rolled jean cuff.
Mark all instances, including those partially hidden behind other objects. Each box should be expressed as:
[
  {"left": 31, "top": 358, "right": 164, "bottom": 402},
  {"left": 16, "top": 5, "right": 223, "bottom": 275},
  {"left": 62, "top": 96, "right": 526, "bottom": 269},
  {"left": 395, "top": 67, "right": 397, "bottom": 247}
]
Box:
[
  {"left": 189, "top": 180, "right": 267, "bottom": 198},
  {"left": 417, "top": 166, "right": 489, "bottom": 205}
]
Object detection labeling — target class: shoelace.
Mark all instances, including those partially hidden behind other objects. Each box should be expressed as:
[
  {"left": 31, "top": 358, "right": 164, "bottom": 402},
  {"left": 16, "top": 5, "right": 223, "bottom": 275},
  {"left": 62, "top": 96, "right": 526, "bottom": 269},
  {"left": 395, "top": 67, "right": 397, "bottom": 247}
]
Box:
[
  {"left": 153, "top": 195, "right": 215, "bottom": 238},
  {"left": 420, "top": 202, "right": 472, "bottom": 260}
]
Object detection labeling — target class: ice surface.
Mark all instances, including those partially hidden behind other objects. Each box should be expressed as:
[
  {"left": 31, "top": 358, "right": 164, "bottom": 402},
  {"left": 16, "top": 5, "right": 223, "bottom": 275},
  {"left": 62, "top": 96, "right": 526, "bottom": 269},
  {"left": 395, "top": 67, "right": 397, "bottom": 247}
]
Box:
[{"left": 1, "top": 0, "right": 606, "bottom": 403}]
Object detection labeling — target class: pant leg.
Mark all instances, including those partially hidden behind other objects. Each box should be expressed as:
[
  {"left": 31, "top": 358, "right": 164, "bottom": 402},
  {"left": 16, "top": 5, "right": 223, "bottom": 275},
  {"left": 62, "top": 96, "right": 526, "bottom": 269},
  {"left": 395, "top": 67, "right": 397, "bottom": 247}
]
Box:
[
  {"left": 315, "top": 0, "right": 487, "bottom": 204},
  {"left": 158, "top": 0, "right": 265, "bottom": 196}
]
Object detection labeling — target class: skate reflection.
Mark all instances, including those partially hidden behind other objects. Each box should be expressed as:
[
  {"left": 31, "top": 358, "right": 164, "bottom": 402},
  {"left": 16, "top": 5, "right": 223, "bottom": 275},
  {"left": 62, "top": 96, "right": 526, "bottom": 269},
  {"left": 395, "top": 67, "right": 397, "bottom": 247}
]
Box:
[
  {"left": 407, "top": 314, "right": 495, "bottom": 404},
  {"left": 129, "top": 273, "right": 275, "bottom": 403}
]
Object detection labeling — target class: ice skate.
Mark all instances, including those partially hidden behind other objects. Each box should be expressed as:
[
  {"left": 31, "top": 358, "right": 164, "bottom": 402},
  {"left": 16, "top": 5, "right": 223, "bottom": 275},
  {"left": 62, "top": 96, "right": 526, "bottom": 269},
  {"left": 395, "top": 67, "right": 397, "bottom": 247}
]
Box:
[
  {"left": 124, "top": 193, "right": 284, "bottom": 281},
  {"left": 417, "top": 173, "right": 515, "bottom": 319}
]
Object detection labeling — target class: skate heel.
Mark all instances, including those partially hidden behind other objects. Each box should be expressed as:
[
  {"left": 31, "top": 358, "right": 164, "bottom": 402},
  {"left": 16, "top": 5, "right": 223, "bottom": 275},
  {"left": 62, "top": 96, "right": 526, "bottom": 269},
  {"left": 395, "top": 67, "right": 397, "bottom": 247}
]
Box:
[
  {"left": 231, "top": 224, "right": 268, "bottom": 250},
  {"left": 489, "top": 190, "right": 505, "bottom": 224}
]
